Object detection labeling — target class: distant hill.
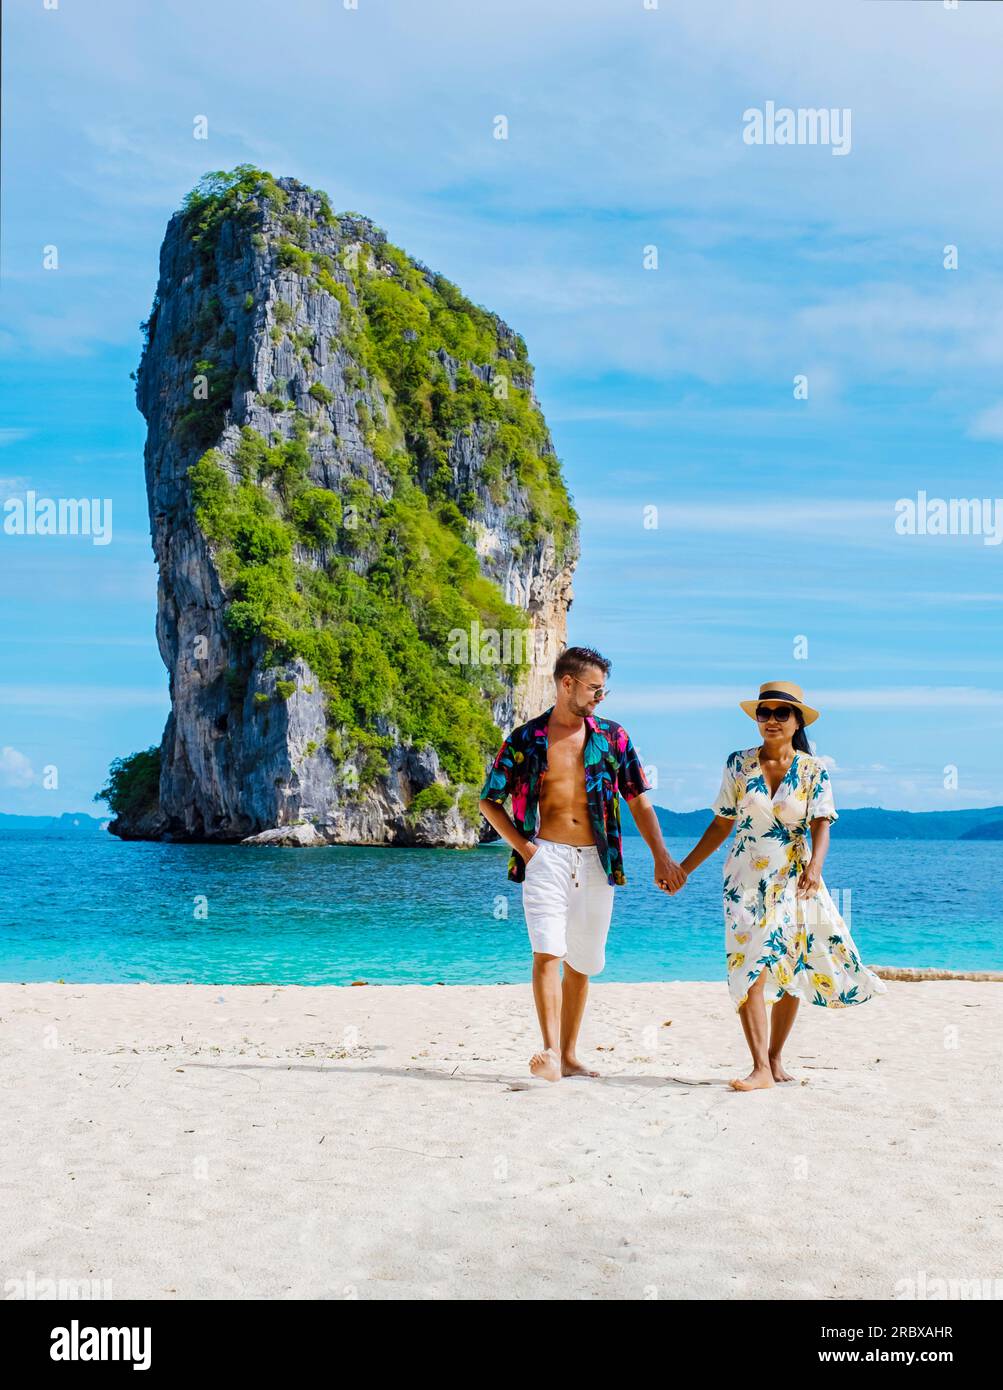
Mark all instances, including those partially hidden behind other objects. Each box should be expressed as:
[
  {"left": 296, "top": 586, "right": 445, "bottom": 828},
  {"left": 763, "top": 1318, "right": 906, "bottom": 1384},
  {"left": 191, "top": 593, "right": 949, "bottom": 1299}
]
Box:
[
  {"left": 835, "top": 807, "right": 1003, "bottom": 840},
  {"left": 623, "top": 805, "right": 1003, "bottom": 841},
  {"left": 5, "top": 806, "right": 1001, "bottom": 843},
  {"left": 0, "top": 812, "right": 109, "bottom": 833},
  {"left": 960, "top": 820, "right": 1003, "bottom": 841}
]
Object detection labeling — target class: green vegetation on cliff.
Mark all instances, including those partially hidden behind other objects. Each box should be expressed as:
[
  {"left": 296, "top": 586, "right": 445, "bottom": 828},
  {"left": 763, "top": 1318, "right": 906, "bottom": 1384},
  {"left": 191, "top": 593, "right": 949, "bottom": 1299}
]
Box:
[
  {"left": 179, "top": 165, "right": 576, "bottom": 561},
  {"left": 190, "top": 422, "right": 527, "bottom": 786},
  {"left": 95, "top": 747, "right": 161, "bottom": 819},
  {"left": 347, "top": 257, "right": 576, "bottom": 562}
]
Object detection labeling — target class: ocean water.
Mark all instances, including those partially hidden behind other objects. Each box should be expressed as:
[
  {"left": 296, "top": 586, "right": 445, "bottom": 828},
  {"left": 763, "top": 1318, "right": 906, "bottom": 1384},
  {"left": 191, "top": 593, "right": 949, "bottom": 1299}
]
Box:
[{"left": 0, "top": 830, "right": 999, "bottom": 985}]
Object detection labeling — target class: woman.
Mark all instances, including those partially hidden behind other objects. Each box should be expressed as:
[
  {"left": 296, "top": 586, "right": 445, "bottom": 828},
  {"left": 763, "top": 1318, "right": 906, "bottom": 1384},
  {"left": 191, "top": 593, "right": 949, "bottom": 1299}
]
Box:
[{"left": 680, "top": 680, "right": 886, "bottom": 1092}]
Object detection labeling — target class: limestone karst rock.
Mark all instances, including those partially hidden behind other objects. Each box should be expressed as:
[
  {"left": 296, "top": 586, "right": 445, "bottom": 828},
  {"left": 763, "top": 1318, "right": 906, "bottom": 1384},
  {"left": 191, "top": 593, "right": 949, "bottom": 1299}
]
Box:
[{"left": 111, "top": 167, "right": 577, "bottom": 845}]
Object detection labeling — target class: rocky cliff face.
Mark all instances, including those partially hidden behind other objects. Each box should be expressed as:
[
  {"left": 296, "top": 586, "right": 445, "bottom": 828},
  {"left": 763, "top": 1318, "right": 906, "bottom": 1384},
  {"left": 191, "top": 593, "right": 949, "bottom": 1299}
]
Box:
[{"left": 115, "top": 167, "right": 577, "bottom": 845}]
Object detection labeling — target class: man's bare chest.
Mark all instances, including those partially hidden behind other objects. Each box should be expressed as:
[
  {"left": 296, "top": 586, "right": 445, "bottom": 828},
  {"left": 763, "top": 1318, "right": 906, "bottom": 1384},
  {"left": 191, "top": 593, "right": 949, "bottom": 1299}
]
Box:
[{"left": 542, "top": 737, "right": 587, "bottom": 792}]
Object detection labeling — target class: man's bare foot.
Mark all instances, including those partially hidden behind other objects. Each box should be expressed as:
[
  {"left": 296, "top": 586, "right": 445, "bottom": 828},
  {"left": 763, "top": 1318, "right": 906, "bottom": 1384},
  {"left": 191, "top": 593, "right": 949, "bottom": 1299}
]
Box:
[
  {"left": 729, "top": 1065, "right": 775, "bottom": 1092},
  {"left": 529, "top": 1048, "right": 561, "bottom": 1082},
  {"left": 561, "top": 1055, "right": 599, "bottom": 1078},
  {"left": 769, "top": 1056, "right": 796, "bottom": 1082}
]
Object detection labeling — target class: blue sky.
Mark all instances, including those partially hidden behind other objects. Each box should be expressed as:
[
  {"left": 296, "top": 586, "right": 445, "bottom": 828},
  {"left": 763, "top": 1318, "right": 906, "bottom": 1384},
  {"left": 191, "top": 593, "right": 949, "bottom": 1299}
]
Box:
[{"left": 2, "top": 0, "right": 1002, "bottom": 816}]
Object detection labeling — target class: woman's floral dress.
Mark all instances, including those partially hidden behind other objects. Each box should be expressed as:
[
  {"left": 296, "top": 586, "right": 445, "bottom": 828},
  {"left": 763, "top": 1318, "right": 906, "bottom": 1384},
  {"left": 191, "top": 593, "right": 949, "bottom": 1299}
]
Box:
[{"left": 713, "top": 748, "right": 887, "bottom": 1012}]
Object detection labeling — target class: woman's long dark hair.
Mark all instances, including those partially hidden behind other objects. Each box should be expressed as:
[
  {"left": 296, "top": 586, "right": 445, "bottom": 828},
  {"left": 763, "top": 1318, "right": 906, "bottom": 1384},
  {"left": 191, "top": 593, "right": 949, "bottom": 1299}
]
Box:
[{"left": 792, "top": 710, "right": 812, "bottom": 755}]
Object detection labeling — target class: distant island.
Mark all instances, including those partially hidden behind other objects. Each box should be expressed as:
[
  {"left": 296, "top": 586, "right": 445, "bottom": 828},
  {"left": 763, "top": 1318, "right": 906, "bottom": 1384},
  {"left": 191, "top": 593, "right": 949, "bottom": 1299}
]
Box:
[
  {"left": 5, "top": 805, "right": 1003, "bottom": 840},
  {"left": 0, "top": 812, "right": 109, "bottom": 833},
  {"left": 623, "top": 804, "right": 1003, "bottom": 841}
]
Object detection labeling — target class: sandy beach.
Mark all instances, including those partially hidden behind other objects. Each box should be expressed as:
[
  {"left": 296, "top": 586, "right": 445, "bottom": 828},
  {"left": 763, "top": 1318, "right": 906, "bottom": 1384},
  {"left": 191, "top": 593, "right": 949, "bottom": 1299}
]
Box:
[{"left": 2, "top": 979, "right": 1000, "bottom": 1301}]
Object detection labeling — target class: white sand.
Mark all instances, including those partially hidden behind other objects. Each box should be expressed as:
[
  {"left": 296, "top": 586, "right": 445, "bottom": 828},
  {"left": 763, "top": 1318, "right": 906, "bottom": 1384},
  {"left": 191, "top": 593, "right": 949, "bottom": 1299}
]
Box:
[{"left": 2, "top": 980, "right": 1000, "bottom": 1300}]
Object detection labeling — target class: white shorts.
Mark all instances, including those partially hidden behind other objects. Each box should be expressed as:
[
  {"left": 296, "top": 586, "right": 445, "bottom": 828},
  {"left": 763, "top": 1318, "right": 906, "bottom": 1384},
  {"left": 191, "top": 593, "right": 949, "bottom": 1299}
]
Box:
[{"left": 522, "top": 838, "right": 616, "bottom": 976}]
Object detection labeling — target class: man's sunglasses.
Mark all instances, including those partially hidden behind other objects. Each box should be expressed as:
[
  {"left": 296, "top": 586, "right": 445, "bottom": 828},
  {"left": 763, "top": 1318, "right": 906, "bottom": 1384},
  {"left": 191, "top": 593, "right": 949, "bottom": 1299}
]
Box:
[
  {"left": 756, "top": 704, "right": 796, "bottom": 722},
  {"left": 573, "top": 676, "right": 610, "bottom": 700}
]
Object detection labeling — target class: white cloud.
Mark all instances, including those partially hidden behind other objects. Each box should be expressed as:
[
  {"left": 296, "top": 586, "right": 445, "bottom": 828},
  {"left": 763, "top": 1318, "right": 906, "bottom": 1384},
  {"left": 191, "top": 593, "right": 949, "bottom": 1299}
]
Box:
[
  {"left": 967, "top": 402, "right": 1003, "bottom": 442},
  {"left": 0, "top": 746, "right": 35, "bottom": 788},
  {"left": 0, "top": 685, "right": 167, "bottom": 713},
  {"left": 614, "top": 685, "right": 1003, "bottom": 713},
  {"left": 575, "top": 497, "right": 889, "bottom": 533},
  {"left": 817, "top": 687, "right": 1003, "bottom": 710}
]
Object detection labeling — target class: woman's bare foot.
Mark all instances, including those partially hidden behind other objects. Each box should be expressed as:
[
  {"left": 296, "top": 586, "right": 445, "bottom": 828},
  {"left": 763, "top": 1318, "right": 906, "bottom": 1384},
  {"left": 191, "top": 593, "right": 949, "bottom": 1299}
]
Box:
[
  {"left": 769, "top": 1056, "right": 796, "bottom": 1082},
  {"left": 529, "top": 1048, "right": 561, "bottom": 1082},
  {"left": 561, "top": 1055, "right": 599, "bottom": 1078},
  {"left": 729, "top": 1065, "right": 775, "bottom": 1092}
]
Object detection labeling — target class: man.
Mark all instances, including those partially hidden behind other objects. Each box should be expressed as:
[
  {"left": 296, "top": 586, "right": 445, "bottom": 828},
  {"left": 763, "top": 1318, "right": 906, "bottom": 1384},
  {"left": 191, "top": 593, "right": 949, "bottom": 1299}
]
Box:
[{"left": 479, "top": 646, "right": 686, "bottom": 1082}]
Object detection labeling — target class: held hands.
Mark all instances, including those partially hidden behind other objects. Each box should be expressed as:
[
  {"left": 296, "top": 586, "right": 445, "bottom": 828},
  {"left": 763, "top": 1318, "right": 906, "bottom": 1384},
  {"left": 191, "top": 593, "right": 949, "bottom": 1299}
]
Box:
[{"left": 654, "top": 855, "right": 687, "bottom": 896}]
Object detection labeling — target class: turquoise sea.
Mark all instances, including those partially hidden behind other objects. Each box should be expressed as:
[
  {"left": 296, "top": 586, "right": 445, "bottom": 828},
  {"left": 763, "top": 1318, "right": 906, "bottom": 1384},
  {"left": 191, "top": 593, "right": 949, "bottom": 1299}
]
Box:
[{"left": 1, "top": 830, "right": 999, "bottom": 984}]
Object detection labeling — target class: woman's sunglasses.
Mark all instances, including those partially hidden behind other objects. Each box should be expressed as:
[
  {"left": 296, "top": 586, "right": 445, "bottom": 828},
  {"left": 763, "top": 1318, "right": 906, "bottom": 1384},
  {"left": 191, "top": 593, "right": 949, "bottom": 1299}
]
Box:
[{"left": 756, "top": 704, "right": 796, "bottom": 722}]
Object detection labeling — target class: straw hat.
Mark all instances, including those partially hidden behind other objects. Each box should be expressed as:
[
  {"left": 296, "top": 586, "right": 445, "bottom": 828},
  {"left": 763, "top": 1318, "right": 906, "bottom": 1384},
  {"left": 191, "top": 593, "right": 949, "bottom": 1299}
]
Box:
[{"left": 739, "top": 680, "right": 820, "bottom": 726}]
